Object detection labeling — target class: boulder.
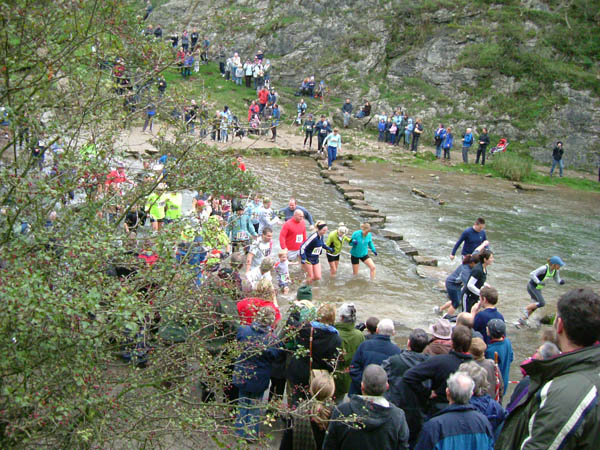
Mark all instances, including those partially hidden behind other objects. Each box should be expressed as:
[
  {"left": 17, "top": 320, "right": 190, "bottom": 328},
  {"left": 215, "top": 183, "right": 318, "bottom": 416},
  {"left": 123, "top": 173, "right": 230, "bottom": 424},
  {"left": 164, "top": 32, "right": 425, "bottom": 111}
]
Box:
[
  {"left": 412, "top": 256, "right": 438, "bottom": 266},
  {"left": 379, "top": 230, "right": 403, "bottom": 241}
]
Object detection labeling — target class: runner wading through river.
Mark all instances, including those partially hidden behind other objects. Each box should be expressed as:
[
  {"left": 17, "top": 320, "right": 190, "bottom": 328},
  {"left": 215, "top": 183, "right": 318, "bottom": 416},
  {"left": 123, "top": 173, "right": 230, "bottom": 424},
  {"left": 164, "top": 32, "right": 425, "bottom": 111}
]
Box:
[
  {"left": 300, "top": 220, "right": 332, "bottom": 284},
  {"left": 350, "top": 222, "right": 377, "bottom": 280},
  {"left": 463, "top": 250, "right": 494, "bottom": 313},
  {"left": 325, "top": 223, "right": 350, "bottom": 277}
]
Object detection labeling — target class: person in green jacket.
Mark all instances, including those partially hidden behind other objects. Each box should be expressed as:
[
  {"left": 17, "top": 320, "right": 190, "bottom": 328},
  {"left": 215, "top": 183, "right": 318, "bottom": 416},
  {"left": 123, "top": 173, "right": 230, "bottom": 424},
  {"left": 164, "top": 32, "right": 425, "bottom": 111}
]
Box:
[
  {"left": 496, "top": 288, "right": 600, "bottom": 450},
  {"left": 350, "top": 222, "right": 377, "bottom": 280},
  {"left": 334, "top": 303, "right": 365, "bottom": 403},
  {"left": 145, "top": 184, "right": 167, "bottom": 231},
  {"left": 325, "top": 223, "right": 351, "bottom": 277}
]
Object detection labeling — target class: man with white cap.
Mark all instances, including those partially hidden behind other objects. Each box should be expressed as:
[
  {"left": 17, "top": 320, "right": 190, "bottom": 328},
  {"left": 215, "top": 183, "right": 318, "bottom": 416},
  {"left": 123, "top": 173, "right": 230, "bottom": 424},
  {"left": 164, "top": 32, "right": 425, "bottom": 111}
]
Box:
[{"left": 325, "top": 223, "right": 351, "bottom": 277}]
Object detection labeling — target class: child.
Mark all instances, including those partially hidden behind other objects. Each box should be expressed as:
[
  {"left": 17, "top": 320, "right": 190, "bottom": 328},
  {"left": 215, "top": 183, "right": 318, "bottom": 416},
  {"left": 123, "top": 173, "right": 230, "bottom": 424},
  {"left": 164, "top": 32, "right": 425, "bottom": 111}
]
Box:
[
  {"left": 485, "top": 319, "right": 513, "bottom": 397},
  {"left": 245, "top": 258, "right": 273, "bottom": 291},
  {"left": 384, "top": 117, "right": 392, "bottom": 143},
  {"left": 274, "top": 249, "right": 291, "bottom": 294},
  {"left": 389, "top": 121, "right": 398, "bottom": 145},
  {"left": 378, "top": 119, "right": 385, "bottom": 142},
  {"left": 519, "top": 256, "right": 565, "bottom": 326}
]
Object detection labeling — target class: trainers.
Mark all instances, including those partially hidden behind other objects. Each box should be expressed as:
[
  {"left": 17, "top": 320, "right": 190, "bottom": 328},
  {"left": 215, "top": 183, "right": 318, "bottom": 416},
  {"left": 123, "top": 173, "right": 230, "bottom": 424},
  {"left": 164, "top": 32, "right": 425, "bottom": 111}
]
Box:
[
  {"left": 515, "top": 317, "right": 529, "bottom": 329},
  {"left": 521, "top": 308, "right": 529, "bottom": 320},
  {"left": 432, "top": 306, "right": 441, "bottom": 315}
]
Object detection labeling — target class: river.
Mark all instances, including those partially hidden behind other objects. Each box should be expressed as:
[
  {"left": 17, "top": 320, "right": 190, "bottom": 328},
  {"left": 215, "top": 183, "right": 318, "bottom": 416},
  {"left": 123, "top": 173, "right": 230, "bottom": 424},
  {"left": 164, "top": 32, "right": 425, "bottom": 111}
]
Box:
[{"left": 246, "top": 155, "right": 600, "bottom": 386}]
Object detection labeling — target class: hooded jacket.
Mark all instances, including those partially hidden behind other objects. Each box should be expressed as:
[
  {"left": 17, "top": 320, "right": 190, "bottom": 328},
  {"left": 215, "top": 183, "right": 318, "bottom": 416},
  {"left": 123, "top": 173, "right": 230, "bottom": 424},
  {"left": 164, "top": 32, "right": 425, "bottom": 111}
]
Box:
[
  {"left": 323, "top": 396, "right": 409, "bottom": 450},
  {"left": 334, "top": 322, "right": 365, "bottom": 399},
  {"left": 496, "top": 345, "right": 600, "bottom": 450},
  {"left": 469, "top": 394, "right": 506, "bottom": 438},
  {"left": 349, "top": 335, "right": 401, "bottom": 396}
]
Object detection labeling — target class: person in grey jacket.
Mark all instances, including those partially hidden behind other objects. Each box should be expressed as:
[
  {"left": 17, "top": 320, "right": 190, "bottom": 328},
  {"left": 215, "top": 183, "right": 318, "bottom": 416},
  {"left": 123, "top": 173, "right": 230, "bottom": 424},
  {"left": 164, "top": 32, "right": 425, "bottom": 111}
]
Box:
[{"left": 341, "top": 98, "right": 353, "bottom": 128}]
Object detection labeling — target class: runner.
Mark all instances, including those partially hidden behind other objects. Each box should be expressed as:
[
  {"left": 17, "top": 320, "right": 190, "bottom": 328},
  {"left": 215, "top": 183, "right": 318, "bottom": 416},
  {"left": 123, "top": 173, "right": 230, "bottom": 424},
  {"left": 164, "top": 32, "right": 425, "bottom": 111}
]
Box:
[
  {"left": 325, "top": 223, "right": 350, "bottom": 277},
  {"left": 245, "top": 193, "right": 262, "bottom": 233},
  {"left": 257, "top": 197, "right": 279, "bottom": 235},
  {"left": 299, "top": 221, "right": 333, "bottom": 284},
  {"left": 463, "top": 250, "right": 494, "bottom": 313},
  {"left": 279, "top": 198, "right": 314, "bottom": 225},
  {"left": 315, "top": 115, "right": 331, "bottom": 155},
  {"left": 437, "top": 254, "right": 477, "bottom": 317},
  {"left": 350, "top": 223, "right": 378, "bottom": 280},
  {"left": 246, "top": 226, "right": 274, "bottom": 273},
  {"left": 322, "top": 128, "right": 342, "bottom": 171},
  {"left": 279, "top": 209, "right": 307, "bottom": 262},
  {"left": 145, "top": 183, "right": 167, "bottom": 232},
  {"left": 303, "top": 114, "right": 315, "bottom": 149},
  {"left": 226, "top": 200, "right": 256, "bottom": 253},
  {"left": 518, "top": 256, "right": 566, "bottom": 327},
  {"left": 450, "top": 217, "right": 488, "bottom": 260}
]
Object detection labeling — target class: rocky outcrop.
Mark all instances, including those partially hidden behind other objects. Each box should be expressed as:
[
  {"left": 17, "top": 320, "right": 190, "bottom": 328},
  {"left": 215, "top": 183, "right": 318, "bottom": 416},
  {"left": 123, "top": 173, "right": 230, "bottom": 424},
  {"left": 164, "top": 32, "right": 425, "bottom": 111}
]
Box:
[{"left": 153, "top": 0, "right": 600, "bottom": 170}]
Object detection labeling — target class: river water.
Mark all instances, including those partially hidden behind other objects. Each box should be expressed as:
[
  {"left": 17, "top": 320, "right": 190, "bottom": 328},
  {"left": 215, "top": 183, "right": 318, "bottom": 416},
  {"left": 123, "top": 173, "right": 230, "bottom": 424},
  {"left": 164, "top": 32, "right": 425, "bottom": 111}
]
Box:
[{"left": 247, "top": 155, "right": 600, "bottom": 385}]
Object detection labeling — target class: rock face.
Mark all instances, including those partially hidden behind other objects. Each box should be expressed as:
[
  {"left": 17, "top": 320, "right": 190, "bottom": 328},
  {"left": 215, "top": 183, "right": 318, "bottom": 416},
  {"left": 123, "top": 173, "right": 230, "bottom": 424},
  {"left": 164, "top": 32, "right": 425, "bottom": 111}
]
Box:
[{"left": 154, "top": 0, "right": 600, "bottom": 170}]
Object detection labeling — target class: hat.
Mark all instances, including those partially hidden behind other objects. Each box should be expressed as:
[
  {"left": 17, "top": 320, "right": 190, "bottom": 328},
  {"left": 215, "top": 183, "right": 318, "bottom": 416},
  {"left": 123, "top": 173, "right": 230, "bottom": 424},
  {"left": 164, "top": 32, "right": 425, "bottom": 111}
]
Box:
[
  {"left": 429, "top": 318, "right": 452, "bottom": 340},
  {"left": 296, "top": 285, "right": 313, "bottom": 301},
  {"left": 487, "top": 318, "right": 506, "bottom": 339},
  {"left": 549, "top": 256, "right": 565, "bottom": 267}
]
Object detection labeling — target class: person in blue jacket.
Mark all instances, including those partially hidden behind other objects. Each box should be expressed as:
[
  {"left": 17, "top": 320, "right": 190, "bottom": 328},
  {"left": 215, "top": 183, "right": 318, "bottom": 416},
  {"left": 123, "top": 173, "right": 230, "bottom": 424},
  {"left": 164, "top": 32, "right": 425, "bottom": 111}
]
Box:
[
  {"left": 226, "top": 201, "right": 257, "bottom": 252},
  {"left": 350, "top": 222, "right": 377, "bottom": 280},
  {"left": 450, "top": 217, "right": 488, "bottom": 261},
  {"left": 233, "top": 307, "right": 283, "bottom": 440},
  {"left": 461, "top": 127, "right": 474, "bottom": 163},
  {"left": 442, "top": 126, "right": 453, "bottom": 160},
  {"left": 300, "top": 221, "right": 333, "bottom": 284}
]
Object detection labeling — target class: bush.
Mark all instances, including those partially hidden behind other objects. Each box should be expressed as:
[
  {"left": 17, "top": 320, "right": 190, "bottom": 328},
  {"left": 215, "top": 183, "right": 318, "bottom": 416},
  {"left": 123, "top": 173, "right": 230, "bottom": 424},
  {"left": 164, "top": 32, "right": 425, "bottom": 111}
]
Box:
[{"left": 489, "top": 152, "right": 533, "bottom": 181}]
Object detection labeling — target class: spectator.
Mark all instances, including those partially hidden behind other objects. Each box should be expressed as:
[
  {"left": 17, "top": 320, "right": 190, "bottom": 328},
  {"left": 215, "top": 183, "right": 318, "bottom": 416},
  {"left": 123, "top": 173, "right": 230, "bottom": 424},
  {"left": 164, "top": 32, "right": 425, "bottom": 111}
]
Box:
[
  {"left": 484, "top": 319, "right": 513, "bottom": 395},
  {"left": 469, "top": 337, "right": 503, "bottom": 400},
  {"left": 403, "top": 325, "right": 474, "bottom": 415},
  {"left": 341, "top": 98, "right": 353, "bottom": 127},
  {"left": 472, "top": 286, "right": 504, "bottom": 343},
  {"left": 334, "top": 303, "right": 365, "bottom": 402},
  {"left": 323, "top": 365, "right": 410, "bottom": 450},
  {"left": 414, "top": 371, "right": 494, "bottom": 450},
  {"left": 442, "top": 126, "right": 453, "bottom": 159},
  {"left": 461, "top": 127, "right": 474, "bottom": 163},
  {"left": 459, "top": 361, "right": 507, "bottom": 439},
  {"left": 475, "top": 127, "right": 490, "bottom": 165},
  {"left": 423, "top": 318, "right": 452, "bottom": 356},
  {"left": 237, "top": 279, "right": 280, "bottom": 325},
  {"left": 497, "top": 288, "right": 600, "bottom": 449},
  {"left": 365, "top": 316, "right": 379, "bottom": 338},
  {"left": 411, "top": 118, "right": 423, "bottom": 153},
  {"left": 383, "top": 328, "right": 430, "bottom": 447},
  {"left": 286, "top": 303, "right": 342, "bottom": 406},
  {"left": 355, "top": 101, "right": 371, "bottom": 119},
  {"left": 434, "top": 123, "right": 446, "bottom": 159},
  {"left": 233, "top": 307, "right": 283, "bottom": 441},
  {"left": 550, "top": 140, "right": 564, "bottom": 177},
  {"left": 456, "top": 312, "right": 484, "bottom": 340},
  {"left": 348, "top": 319, "right": 401, "bottom": 396}
]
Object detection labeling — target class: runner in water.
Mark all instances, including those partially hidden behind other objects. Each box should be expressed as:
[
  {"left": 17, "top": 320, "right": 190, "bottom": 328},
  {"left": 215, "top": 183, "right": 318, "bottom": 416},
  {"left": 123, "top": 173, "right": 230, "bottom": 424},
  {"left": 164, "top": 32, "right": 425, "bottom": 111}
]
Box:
[
  {"left": 244, "top": 193, "right": 262, "bottom": 233},
  {"left": 350, "top": 223, "right": 377, "bottom": 280},
  {"left": 257, "top": 197, "right": 279, "bottom": 235},
  {"left": 300, "top": 220, "right": 333, "bottom": 284},
  {"left": 518, "top": 256, "right": 566, "bottom": 327},
  {"left": 279, "top": 198, "right": 314, "bottom": 225},
  {"left": 325, "top": 223, "right": 350, "bottom": 277},
  {"left": 438, "top": 254, "right": 477, "bottom": 317},
  {"left": 226, "top": 200, "right": 256, "bottom": 253},
  {"left": 279, "top": 209, "right": 307, "bottom": 262},
  {"left": 463, "top": 250, "right": 493, "bottom": 313},
  {"left": 246, "top": 226, "right": 274, "bottom": 273},
  {"left": 450, "top": 217, "right": 488, "bottom": 260}
]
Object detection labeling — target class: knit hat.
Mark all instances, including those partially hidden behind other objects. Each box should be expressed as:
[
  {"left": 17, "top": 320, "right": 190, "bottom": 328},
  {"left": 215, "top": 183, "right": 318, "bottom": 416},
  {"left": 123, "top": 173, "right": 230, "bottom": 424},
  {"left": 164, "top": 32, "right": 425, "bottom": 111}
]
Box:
[
  {"left": 296, "top": 285, "right": 313, "bottom": 301},
  {"left": 487, "top": 318, "right": 506, "bottom": 339},
  {"left": 429, "top": 318, "right": 452, "bottom": 340},
  {"left": 549, "top": 256, "right": 565, "bottom": 267}
]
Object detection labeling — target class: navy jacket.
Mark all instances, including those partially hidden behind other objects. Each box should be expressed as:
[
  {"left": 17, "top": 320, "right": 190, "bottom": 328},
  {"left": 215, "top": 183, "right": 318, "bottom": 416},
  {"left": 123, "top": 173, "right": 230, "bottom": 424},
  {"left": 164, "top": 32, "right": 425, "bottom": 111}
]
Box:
[
  {"left": 349, "top": 335, "right": 402, "bottom": 395},
  {"left": 233, "top": 322, "right": 283, "bottom": 393},
  {"left": 279, "top": 205, "right": 314, "bottom": 225},
  {"left": 414, "top": 403, "right": 494, "bottom": 450}
]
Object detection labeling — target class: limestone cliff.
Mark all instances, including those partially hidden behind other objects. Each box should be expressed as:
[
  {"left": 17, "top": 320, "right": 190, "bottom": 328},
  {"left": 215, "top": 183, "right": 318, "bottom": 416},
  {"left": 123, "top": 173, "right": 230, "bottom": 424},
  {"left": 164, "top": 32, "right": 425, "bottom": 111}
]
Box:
[{"left": 152, "top": 0, "right": 600, "bottom": 169}]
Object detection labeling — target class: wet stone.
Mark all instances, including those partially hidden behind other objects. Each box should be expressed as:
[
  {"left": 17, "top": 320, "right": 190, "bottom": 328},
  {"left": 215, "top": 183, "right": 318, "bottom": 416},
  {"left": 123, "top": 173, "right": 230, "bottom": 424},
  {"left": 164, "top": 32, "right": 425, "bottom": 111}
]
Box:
[
  {"left": 413, "top": 256, "right": 438, "bottom": 266},
  {"left": 379, "top": 230, "right": 403, "bottom": 241},
  {"left": 343, "top": 191, "right": 365, "bottom": 200}
]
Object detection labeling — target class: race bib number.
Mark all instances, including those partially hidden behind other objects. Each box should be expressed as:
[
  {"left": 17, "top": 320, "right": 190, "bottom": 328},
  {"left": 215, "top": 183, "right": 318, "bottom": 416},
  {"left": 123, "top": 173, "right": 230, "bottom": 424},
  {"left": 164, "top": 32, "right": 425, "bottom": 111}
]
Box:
[
  {"left": 306, "top": 125, "right": 312, "bottom": 131},
  {"left": 236, "top": 231, "right": 248, "bottom": 240},
  {"left": 295, "top": 234, "right": 303, "bottom": 243},
  {"left": 312, "top": 247, "right": 322, "bottom": 256}
]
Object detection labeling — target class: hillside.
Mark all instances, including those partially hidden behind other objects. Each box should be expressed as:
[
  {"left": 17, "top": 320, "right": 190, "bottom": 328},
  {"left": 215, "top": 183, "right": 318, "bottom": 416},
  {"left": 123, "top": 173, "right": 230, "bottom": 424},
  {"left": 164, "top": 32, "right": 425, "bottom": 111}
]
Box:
[{"left": 151, "top": 0, "right": 600, "bottom": 170}]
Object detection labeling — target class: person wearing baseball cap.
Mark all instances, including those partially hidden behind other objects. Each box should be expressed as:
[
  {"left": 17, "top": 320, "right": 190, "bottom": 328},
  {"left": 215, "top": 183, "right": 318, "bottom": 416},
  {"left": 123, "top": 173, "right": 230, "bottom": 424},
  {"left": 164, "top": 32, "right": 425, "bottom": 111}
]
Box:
[
  {"left": 485, "top": 319, "right": 513, "bottom": 395},
  {"left": 519, "top": 256, "right": 566, "bottom": 327}
]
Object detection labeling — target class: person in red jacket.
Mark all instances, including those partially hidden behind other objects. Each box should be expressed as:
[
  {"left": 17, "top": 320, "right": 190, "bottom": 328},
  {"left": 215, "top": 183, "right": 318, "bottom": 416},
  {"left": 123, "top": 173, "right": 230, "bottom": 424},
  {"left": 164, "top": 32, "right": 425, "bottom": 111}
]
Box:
[
  {"left": 279, "top": 209, "right": 307, "bottom": 262},
  {"left": 258, "top": 86, "right": 269, "bottom": 116},
  {"left": 247, "top": 100, "right": 259, "bottom": 122},
  {"left": 237, "top": 280, "right": 281, "bottom": 325}
]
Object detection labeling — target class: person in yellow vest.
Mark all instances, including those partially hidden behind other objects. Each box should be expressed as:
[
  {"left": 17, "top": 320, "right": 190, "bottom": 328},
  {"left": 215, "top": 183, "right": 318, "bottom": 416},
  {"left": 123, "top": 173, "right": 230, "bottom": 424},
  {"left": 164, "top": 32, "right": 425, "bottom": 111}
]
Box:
[
  {"left": 145, "top": 183, "right": 167, "bottom": 231},
  {"left": 164, "top": 191, "right": 183, "bottom": 224},
  {"left": 518, "top": 256, "right": 565, "bottom": 326}
]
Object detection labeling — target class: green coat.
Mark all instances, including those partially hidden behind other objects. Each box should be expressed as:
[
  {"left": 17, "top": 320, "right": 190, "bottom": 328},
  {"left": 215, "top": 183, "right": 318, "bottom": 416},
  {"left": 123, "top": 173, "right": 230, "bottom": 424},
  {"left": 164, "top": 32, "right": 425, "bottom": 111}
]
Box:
[
  {"left": 496, "top": 345, "right": 600, "bottom": 450},
  {"left": 333, "top": 322, "right": 365, "bottom": 400}
]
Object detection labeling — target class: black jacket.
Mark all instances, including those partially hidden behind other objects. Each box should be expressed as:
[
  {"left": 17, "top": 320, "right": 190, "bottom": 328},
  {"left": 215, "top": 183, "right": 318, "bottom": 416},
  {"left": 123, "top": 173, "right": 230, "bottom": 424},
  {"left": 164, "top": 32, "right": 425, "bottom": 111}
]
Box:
[
  {"left": 478, "top": 133, "right": 490, "bottom": 150},
  {"left": 553, "top": 145, "right": 564, "bottom": 161},
  {"left": 286, "top": 322, "right": 341, "bottom": 388},
  {"left": 323, "top": 396, "right": 409, "bottom": 450}
]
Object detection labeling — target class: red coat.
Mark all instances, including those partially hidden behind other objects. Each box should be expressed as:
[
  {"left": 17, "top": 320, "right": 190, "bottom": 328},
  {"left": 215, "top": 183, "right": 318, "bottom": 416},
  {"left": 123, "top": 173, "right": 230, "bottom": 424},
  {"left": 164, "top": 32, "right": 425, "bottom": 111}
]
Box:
[
  {"left": 279, "top": 218, "right": 307, "bottom": 251},
  {"left": 247, "top": 104, "right": 259, "bottom": 121},
  {"left": 258, "top": 89, "right": 269, "bottom": 105},
  {"left": 237, "top": 298, "right": 281, "bottom": 325}
]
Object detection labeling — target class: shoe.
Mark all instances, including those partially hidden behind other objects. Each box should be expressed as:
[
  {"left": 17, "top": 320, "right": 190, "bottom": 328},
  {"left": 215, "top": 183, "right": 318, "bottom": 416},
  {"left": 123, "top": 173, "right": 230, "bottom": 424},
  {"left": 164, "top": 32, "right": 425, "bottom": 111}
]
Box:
[
  {"left": 328, "top": 167, "right": 331, "bottom": 171},
  {"left": 521, "top": 308, "right": 529, "bottom": 320},
  {"left": 432, "top": 306, "right": 441, "bottom": 315},
  {"left": 515, "top": 317, "right": 529, "bottom": 329}
]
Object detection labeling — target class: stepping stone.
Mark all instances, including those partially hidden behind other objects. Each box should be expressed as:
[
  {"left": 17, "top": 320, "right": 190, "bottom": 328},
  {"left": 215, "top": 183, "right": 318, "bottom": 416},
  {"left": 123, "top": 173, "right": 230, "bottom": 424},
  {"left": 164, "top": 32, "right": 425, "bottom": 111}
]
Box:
[
  {"left": 397, "top": 243, "right": 419, "bottom": 256},
  {"left": 330, "top": 177, "right": 350, "bottom": 185},
  {"left": 352, "top": 203, "right": 379, "bottom": 214},
  {"left": 338, "top": 185, "right": 364, "bottom": 194},
  {"left": 360, "top": 211, "right": 386, "bottom": 220},
  {"left": 416, "top": 265, "right": 451, "bottom": 283},
  {"left": 379, "top": 230, "right": 403, "bottom": 241},
  {"left": 412, "top": 256, "right": 438, "bottom": 266},
  {"left": 343, "top": 191, "right": 364, "bottom": 201},
  {"left": 365, "top": 217, "right": 385, "bottom": 226}
]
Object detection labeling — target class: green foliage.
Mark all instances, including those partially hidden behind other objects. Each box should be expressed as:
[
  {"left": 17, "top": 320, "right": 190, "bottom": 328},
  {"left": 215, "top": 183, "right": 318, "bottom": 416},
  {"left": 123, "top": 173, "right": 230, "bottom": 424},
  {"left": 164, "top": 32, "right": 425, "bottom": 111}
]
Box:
[{"left": 488, "top": 152, "right": 533, "bottom": 181}]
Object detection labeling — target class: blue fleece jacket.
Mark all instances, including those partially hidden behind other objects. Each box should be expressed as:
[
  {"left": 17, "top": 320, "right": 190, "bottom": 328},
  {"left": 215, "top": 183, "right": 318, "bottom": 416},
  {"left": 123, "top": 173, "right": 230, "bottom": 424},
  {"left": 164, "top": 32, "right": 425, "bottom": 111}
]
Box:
[
  {"left": 463, "top": 132, "right": 474, "bottom": 147},
  {"left": 350, "top": 230, "right": 376, "bottom": 258}
]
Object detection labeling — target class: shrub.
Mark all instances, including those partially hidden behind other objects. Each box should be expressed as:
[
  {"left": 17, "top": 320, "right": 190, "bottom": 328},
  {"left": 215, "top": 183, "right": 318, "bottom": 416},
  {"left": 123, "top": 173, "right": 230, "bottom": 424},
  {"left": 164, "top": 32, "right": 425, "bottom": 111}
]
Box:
[{"left": 489, "top": 152, "right": 533, "bottom": 181}]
